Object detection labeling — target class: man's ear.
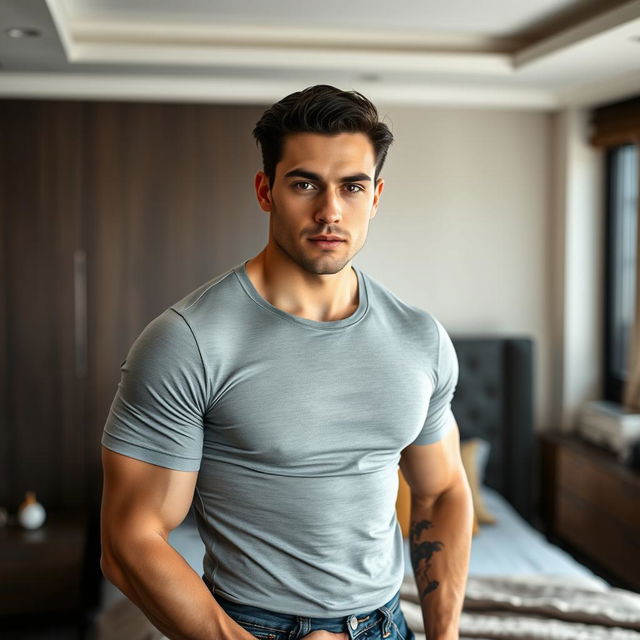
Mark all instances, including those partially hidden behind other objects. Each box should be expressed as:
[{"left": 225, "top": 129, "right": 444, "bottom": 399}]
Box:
[
  {"left": 370, "top": 177, "right": 385, "bottom": 219},
  {"left": 255, "top": 171, "right": 272, "bottom": 213}
]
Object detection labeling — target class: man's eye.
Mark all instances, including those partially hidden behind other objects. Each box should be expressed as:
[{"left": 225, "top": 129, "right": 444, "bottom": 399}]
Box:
[
  {"left": 345, "top": 184, "right": 364, "bottom": 193},
  {"left": 294, "top": 182, "right": 315, "bottom": 191}
]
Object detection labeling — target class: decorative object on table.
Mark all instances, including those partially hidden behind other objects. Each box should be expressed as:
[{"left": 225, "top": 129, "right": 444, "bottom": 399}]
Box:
[
  {"left": 577, "top": 400, "right": 640, "bottom": 461},
  {"left": 0, "top": 506, "right": 8, "bottom": 528},
  {"left": 17, "top": 490, "right": 47, "bottom": 530}
]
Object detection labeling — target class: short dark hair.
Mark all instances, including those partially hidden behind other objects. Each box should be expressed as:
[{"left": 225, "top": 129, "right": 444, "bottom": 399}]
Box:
[{"left": 253, "top": 84, "right": 394, "bottom": 189}]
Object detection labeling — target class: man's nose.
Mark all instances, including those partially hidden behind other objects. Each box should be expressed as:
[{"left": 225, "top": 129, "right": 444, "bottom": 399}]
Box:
[{"left": 315, "top": 190, "right": 342, "bottom": 224}]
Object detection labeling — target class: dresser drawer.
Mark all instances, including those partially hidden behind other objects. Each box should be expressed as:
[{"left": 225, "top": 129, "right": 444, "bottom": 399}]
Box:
[
  {"left": 557, "top": 445, "right": 640, "bottom": 536},
  {"left": 556, "top": 491, "right": 640, "bottom": 588}
]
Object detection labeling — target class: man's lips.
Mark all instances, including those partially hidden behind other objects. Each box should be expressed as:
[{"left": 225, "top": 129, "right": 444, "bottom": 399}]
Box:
[
  {"left": 309, "top": 235, "right": 346, "bottom": 242},
  {"left": 309, "top": 237, "right": 346, "bottom": 249}
]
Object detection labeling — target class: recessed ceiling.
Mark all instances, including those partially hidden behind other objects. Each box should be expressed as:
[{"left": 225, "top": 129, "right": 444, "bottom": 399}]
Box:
[
  {"left": 0, "top": 0, "right": 639, "bottom": 108},
  {"left": 62, "top": 0, "right": 593, "bottom": 34}
]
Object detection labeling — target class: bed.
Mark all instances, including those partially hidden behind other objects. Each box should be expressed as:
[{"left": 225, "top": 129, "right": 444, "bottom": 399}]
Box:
[
  {"left": 96, "top": 337, "right": 640, "bottom": 639},
  {"left": 430, "top": 336, "right": 605, "bottom": 581},
  {"left": 400, "top": 336, "right": 640, "bottom": 639}
]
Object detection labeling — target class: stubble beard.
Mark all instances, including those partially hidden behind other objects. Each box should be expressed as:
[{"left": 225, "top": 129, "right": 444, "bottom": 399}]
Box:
[
  {"left": 274, "top": 234, "right": 351, "bottom": 275},
  {"left": 269, "top": 210, "right": 357, "bottom": 276}
]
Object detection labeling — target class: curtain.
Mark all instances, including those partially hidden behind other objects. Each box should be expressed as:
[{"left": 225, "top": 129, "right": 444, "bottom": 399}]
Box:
[
  {"left": 623, "top": 149, "right": 640, "bottom": 411},
  {"left": 591, "top": 97, "right": 640, "bottom": 411}
]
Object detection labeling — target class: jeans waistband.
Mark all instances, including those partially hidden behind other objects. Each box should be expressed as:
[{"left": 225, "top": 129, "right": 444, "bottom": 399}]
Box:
[{"left": 214, "top": 588, "right": 401, "bottom": 624}]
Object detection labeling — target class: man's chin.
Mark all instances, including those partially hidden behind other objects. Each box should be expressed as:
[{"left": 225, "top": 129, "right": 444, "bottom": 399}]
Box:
[{"left": 298, "top": 256, "right": 350, "bottom": 276}]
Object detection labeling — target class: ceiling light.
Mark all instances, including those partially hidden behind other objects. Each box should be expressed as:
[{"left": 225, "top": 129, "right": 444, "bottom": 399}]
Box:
[{"left": 5, "top": 27, "right": 41, "bottom": 39}]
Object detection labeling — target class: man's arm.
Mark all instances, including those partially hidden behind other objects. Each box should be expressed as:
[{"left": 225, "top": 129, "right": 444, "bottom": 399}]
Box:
[
  {"left": 100, "top": 446, "right": 256, "bottom": 640},
  {"left": 399, "top": 419, "right": 473, "bottom": 640}
]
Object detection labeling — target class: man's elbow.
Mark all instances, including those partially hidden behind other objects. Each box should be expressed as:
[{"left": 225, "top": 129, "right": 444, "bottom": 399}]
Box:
[
  {"left": 410, "top": 469, "right": 471, "bottom": 511},
  {"left": 100, "top": 527, "right": 138, "bottom": 586},
  {"left": 100, "top": 536, "right": 128, "bottom": 586},
  {"left": 100, "top": 536, "right": 144, "bottom": 598},
  {"left": 100, "top": 550, "right": 122, "bottom": 588}
]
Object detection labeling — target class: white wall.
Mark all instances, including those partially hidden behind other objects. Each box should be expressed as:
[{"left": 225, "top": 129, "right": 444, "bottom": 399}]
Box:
[
  {"left": 550, "top": 108, "right": 604, "bottom": 432},
  {"left": 354, "top": 106, "right": 555, "bottom": 431}
]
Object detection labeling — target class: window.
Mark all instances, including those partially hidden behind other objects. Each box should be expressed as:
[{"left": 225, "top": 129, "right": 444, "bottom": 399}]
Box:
[{"left": 604, "top": 144, "right": 638, "bottom": 402}]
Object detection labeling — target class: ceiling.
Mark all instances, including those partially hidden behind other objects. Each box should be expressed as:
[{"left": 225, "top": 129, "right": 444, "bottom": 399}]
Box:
[{"left": 0, "top": 0, "right": 639, "bottom": 108}]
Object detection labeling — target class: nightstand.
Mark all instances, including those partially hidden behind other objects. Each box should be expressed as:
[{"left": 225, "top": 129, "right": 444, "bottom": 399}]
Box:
[
  {"left": 0, "top": 510, "right": 89, "bottom": 631},
  {"left": 540, "top": 431, "right": 640, "bottom": 590}
]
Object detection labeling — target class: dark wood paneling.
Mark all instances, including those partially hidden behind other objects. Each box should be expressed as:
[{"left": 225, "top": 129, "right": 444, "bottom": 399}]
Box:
[
  {"left": 84, "top": 102, "right": 265, "bottom": 507},
  {"left": 1, "top": 99, "right": 266, "bottom": 515},
  {"left": 0, "top": 102, "right": 8, "bottom": 506},
  {"left": 0, "top": 100, "right": 87, "bottom": 511},
  {"left": 0, "top": 98, "right": 268, "bottom": 620},
  {"left": 591, "top": 95, "right": 640, "bottom": 147}
]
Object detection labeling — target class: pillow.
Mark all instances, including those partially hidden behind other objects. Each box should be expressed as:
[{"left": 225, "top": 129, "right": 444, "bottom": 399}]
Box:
[
  {"left": 395, "top": 437, "right": 496, "bottom": 538},
  {"left": 396, "top": 465, "right": 480, "bottom": 538},
  {"left": 460, "top": 438, "right": 497, "bottom": 526},
  {"left": 395, "top": 469, "right": 412, "bottom": 538}
]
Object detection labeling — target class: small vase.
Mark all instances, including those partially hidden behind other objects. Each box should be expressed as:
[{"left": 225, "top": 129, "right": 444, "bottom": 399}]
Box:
[{"left": 17, "top": 491, "right": 47, "bottom": 530}]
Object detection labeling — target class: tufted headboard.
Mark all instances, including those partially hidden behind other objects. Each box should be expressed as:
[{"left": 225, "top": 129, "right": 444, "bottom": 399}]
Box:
[{"left": 451, "top": 337, "right": 534, "bottom": 522}]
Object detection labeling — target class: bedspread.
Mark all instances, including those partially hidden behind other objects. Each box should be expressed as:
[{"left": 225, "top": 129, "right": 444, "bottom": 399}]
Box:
[{"left": 399, "top": 573, "right": 640, "bottom": 640}]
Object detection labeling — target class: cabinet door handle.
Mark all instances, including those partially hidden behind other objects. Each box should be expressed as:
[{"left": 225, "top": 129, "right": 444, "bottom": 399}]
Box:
[{"left": 73, "top": 249, "right": 87, "bottom": 378}]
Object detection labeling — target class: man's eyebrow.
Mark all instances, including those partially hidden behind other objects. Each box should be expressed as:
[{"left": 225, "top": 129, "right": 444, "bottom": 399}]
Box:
[{"left": 283, "top": 169, "right": 372, "bottom": 183}]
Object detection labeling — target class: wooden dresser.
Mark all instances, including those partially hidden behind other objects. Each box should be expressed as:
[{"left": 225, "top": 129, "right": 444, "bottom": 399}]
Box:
[
  {"left": 540, "top": 432, "right": 640, "bottom": 590},
  {"left": 0, "top": 510, "right": 90, "bottom": 639}
]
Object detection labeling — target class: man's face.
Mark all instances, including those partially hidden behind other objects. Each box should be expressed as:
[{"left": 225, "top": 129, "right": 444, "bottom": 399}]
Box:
[{"left": 254, "top": 132, "right": 385, "bottom": 275}]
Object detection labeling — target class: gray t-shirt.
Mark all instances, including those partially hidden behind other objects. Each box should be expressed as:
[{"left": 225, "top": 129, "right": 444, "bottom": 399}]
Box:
[{"left": 101, "top": 259, "right": 459, "bottom": 617}]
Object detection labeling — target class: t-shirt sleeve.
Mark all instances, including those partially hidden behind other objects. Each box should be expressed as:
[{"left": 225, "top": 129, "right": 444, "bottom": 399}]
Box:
[
  {"left": 411, "top": 316, "right": 459, "bottom": 446},
  {"left": 101, "top": 308, "right": 208, "bottom": 471}
]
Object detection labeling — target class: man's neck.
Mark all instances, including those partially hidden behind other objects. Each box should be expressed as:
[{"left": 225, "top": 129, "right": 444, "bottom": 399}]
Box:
[{"left": 244, "top": 249, "right": 359, "bottom": 323}]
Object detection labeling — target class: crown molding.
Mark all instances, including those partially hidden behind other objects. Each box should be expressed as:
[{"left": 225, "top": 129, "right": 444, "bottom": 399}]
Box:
[
  {"left": 0, "top": 72, "right": 558, "bottom": 109},
  {"left": 515, "top": 0, "right": 640, "bottom": 67}
]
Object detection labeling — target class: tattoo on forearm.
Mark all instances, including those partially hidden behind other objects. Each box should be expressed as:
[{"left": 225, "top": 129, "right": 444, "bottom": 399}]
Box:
[{"left": 409, "top": 519, "right": 444, "bottom": 601}]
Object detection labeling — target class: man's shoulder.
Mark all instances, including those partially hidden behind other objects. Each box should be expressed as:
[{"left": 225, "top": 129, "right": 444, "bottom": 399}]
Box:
[
  {"left": 170, "top": 265, "right": 239, "bottom": 315},
  {"left": 360, "top": 267, "right": 439, "bottom": 335}
]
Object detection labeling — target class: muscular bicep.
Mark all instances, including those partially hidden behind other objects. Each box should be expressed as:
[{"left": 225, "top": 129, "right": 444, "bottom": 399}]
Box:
[
  {"left": 400, "top": 418, "right": 464, "bottom": 504},
  {"left": 100, "top": 446, "right": 198, "bottom": 565}
]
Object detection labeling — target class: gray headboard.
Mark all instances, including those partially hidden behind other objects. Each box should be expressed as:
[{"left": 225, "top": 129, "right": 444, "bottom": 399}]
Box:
[{"left": 450, "top": 337, "right": 534, "bottom": 522}]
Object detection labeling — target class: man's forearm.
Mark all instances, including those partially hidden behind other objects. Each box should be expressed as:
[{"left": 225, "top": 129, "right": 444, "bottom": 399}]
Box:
[
  {"left": 409, "top": 479, "right": 473, "bottom": 640},
  {"left": 103, "top": 533, "right": 246, "bottom": 640}
]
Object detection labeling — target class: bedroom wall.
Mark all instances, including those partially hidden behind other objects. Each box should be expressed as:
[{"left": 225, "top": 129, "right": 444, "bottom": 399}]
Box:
[
  {"left": 354, "top": 106, "right": 553, "bottom": 432},
  {"left": 1, "top": 100, "right": 556, "bottom": 515}
]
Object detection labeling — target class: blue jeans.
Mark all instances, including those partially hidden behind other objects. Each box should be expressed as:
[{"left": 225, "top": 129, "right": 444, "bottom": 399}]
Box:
[{"left": 214, "top": 590, "right": 416, "bottom": 640}]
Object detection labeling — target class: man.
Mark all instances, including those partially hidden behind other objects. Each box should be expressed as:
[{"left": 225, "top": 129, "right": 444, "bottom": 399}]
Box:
[{"left": 100, "top": 84, "right": 473, "bottom": 640}]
